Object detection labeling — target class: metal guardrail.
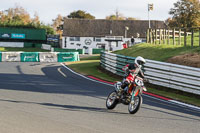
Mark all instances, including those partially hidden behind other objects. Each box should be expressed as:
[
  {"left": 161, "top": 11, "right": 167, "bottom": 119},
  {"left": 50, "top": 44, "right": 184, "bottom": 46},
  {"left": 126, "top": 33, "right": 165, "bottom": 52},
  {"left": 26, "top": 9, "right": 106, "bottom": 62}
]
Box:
[{"left": 100, "top": 52, "right": 200, "bottom": 95}]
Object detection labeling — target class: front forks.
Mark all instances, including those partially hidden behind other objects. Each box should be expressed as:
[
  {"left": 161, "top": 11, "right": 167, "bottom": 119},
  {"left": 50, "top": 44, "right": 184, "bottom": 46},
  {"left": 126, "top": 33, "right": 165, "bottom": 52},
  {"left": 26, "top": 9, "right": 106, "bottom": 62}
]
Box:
[{"left": 131, "top": 87, "right": 139, "bottom": 102}]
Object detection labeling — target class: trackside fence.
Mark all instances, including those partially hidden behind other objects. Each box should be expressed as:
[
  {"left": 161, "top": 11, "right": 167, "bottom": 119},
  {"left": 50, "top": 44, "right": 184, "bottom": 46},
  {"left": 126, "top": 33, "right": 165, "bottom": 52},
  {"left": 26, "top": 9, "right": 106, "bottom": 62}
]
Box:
[{"left": 100, "top": 52, "right": 200, "bottom": 95}]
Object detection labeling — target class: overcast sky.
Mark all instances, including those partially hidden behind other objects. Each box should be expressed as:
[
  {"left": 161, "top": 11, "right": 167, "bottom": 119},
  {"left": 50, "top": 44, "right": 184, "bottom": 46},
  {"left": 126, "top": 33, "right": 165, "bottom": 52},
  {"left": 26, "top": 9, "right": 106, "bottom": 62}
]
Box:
[{"left": 0, "top": 0, "right": 178, "bottom": 24}]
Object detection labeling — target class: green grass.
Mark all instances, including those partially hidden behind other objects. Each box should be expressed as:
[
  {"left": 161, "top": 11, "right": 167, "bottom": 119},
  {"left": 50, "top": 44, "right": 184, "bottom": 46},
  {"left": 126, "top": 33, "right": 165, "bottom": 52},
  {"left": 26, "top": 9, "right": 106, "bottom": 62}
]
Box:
[
  {"left": 67, "top": 60, "right": 118, "bottom": 82},
  {"left": 0, "top": 47, "right": 50, "bottom": 52},
  {"left": 114, "top": 43, "right": 200, "bottom": 61},
  {"left": 67, "top": 55, "right": 200, "bottom": 106},
  {"left": 147, "top": 88, "right": 200, "bottom": 106},
  {"left": 80, "top": 55, "right": 100, "bottom": 61}
]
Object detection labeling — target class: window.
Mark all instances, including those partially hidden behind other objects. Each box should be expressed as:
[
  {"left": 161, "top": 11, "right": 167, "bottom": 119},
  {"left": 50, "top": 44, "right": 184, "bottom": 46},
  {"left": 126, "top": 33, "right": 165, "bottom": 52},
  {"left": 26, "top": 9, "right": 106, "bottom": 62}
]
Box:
[
  {"left": 93, "top": 37, "right": 101, "bottom": 42},
  {"left": 75, "top": 37, "right": 80, "bottom": 41},
  {"left": 70, "top": 37, "right": 75, "bottom": 41},
  {"left": 69, "top": 37, "right": 80, "bottom": 41}
]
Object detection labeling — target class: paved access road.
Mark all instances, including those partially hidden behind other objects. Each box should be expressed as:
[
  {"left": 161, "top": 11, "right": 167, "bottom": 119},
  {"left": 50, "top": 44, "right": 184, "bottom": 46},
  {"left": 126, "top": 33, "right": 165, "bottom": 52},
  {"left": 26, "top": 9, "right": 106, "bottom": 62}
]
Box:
[{"left": 0, "top": 62, "right": 199, "bottom": 133}]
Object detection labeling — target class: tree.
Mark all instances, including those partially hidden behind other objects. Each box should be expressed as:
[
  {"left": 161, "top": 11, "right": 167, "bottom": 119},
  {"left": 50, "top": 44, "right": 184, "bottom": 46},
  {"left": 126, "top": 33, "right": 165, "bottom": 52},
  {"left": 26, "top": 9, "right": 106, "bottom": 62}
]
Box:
[
  {"left": 52, "top": 14, "right": 63, "bottom": 34},
  {"left": 106, "top": 9, "right": 126, "bottom": 20},
  {"left": 106, "top": 14, "right": 126, "bottom": 20},
  {"left": 40, "top": 24, "right": 56, "bottom": 35},
  {"left": 106, "top": 9, "right": 137, "bottom": 20},
  {"left": 67, "top": 10, "right": 95, "bottom": 19},
  {"left": 169, "top": 0, "right": 200, "bottom": 28},
  {"left": 0, "top": 5, "right": 56, "bottom": 34}
]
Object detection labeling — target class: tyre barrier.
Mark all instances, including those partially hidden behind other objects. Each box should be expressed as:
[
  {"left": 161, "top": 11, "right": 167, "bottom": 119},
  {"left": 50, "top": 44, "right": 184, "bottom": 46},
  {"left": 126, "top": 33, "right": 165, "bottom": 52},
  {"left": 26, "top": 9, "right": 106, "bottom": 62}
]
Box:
[{"left": 0, "top": 52, "right": 80, "bottom": 62}]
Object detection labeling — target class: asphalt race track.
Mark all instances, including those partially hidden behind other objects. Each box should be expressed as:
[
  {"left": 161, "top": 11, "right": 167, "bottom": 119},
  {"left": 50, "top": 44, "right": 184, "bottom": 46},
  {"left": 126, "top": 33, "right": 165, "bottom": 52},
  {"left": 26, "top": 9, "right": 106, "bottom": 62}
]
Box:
[{"left": 0, "top": 62, "right": 199, "bottom": 133}]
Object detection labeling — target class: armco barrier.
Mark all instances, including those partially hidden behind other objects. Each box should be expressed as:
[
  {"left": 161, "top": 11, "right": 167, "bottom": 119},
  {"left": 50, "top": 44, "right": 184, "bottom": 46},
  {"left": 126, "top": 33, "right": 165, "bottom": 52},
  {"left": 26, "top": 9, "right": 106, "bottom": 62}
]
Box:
[
  {"left": 100, "top": 52, "right": 200, "bottom": 95},
  {"left": 0, "top": 52, "right": 79, "bottom": 62}
]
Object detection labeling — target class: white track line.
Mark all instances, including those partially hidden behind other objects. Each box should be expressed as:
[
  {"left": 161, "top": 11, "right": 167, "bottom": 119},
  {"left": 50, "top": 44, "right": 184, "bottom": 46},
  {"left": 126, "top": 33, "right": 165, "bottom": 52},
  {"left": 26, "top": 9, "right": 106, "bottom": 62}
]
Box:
[
  {"left": 61, "top": 63, "right": 113, "bottom": 86},
  {"left": 58, "top": 67, "right": 67, "bottom": 77},
  {"left": 61, "top": 63, "right": 200, "bottom": 111}
]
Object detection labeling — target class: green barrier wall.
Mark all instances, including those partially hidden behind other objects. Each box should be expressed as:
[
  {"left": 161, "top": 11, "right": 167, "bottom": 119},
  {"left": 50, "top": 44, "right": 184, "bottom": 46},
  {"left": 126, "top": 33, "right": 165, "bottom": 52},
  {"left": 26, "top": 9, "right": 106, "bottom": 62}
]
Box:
[
  {"left": 92, "top": 49, "right": 104, "bottom": 54},
  {"left": 24, "top": 42, "right": 33, "bottom": 48},
  {"left": 57, "top": 52, "right": 79, "bottom": 62},
  {"left": 21, "top": 52, "right": 39, "bottom": 62},
  {"left": 0, "top": 27, "right": 46, "bottom": 40},
  {"left": 24, "top": 43, "right": 42, "bottom": 48}
]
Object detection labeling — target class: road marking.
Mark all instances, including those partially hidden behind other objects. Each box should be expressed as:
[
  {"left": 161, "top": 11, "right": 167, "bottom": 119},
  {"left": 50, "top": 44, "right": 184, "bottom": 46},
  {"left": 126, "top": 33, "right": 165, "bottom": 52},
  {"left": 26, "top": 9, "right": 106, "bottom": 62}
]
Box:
[
  {"left": 169, "top": 100, "right": 200, "bottom": 111},
  {"left": 58, "top": 67, "right": 67, "bottom": 77},
  {"left": 61, "top": 63, "right": 200, "bottom": 111},
  {"left": 61, "top": 63, "right": 113, "bottom": 86}
]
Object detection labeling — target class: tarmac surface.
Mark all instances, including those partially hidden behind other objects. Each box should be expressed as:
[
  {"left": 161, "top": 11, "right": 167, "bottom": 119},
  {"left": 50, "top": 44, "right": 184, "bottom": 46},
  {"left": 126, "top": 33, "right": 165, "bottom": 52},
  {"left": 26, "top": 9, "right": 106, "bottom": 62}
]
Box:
[{"left": 0, "top": 62, "right": 199, "bottom": 133}]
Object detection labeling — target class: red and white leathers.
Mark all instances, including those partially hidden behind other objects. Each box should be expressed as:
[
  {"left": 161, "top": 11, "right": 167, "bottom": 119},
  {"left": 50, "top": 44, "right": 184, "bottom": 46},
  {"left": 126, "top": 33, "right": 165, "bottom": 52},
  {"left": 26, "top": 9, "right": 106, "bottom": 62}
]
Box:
[
  {"left": 120, "top": 63, "right": 145, "bottom": 93},
  {"left": 122, "top": 63, "right": 144, "bottom": 84}
]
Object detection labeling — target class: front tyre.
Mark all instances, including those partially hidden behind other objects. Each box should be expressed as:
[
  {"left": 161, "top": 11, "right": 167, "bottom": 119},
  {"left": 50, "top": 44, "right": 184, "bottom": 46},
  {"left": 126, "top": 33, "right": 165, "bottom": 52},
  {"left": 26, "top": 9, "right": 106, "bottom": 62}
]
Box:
[
  {"left": 106, "top": 91, "right": 119, "bottom": 109},
  {"left": 128, "top": 95, "right": 142, "bottom": 114}
]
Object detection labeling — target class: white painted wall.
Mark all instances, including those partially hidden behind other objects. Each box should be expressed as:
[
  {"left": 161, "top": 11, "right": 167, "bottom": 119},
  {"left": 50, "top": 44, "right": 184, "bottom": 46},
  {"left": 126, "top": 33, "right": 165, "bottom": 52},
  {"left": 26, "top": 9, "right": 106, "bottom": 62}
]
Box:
[
  {"left": 62, "top": 36, "right": 144, "bottom": 53},
  {"left": 62, "top": 37, "right": 124, "bottom": 52}
]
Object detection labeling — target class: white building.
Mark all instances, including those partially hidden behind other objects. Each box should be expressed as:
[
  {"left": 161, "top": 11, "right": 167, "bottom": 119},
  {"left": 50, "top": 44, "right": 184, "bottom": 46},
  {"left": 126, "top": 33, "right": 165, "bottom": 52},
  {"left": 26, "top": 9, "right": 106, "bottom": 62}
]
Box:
[{"left": 62, "top": 19, "right": 166, "bottom": 53}]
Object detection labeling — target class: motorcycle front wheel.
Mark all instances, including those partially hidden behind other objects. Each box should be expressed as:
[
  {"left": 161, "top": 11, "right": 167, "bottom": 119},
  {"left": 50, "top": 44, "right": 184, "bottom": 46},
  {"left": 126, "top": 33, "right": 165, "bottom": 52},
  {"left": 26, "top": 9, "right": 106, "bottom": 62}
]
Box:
[
  {"left": 106, "top": 91, "right": 119, "bottom": 109},
  {"left": 128, "top": 95, "right": 142, "bottom": 114}
]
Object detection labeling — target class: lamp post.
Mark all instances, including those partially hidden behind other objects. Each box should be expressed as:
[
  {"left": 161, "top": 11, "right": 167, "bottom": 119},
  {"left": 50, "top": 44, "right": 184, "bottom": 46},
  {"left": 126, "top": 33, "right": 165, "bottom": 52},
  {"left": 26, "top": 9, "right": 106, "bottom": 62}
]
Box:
[
  {"left": 148, "top": 3, "right": 153, "bottom": 29},
  {"left": 125, "top": 26, "right": 129, "bottom": 38}
]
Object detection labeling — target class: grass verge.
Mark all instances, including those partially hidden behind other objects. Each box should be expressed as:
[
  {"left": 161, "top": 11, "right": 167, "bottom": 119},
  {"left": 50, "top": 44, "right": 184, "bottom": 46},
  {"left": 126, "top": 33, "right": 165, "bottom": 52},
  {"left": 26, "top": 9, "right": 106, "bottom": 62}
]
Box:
[
  {"left": 0, "top": 47, "right": 50, "bottom": 52},
  {"left": 114, "top": 43, "right": 200, "bottom": 61},
  {"left": 66, "top": 55, "right": 200, "bottom": 107}
]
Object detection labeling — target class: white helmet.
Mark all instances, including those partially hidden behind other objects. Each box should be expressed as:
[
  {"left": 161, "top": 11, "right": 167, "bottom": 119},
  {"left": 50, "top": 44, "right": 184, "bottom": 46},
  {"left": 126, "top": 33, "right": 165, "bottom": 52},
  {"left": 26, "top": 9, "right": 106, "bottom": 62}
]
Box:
[{"left": 135, "top": 56, "right": 146, "bottom": 68}]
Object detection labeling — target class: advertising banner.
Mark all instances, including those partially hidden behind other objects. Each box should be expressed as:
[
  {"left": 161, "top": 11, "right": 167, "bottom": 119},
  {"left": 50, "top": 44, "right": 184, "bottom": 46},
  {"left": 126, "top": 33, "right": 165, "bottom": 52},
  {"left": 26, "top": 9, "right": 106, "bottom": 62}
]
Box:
[
  {"left": 21, "top": 52, "right": 39, "bottom": 62},
  {"left": 0, "top": 33, "right": 11, "bottom": 38},
  {"left": 0, "top": 42, "right": 24, "bottom": 47},
  {"left": 2, "top": 52, "right": 21, "bottom": 62},
  {"left": 57, "top": 52, "right": 79, "bottom": 62},
  {"left": 39, "top": 52, "right": 58, "bottom": 62},
  {"left": 41, "top": 44, "right": 51, "bottom": 50},
  {"left": 11, "top": 33, "right": 25, "bottom": 39}
]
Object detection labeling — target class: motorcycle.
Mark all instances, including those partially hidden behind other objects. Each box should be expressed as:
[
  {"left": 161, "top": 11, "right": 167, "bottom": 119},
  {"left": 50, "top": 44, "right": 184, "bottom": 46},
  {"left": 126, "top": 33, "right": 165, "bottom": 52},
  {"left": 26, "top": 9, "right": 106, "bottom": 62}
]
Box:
[{"left": 106, "top": 76, "right": 147, "bottom": 114}]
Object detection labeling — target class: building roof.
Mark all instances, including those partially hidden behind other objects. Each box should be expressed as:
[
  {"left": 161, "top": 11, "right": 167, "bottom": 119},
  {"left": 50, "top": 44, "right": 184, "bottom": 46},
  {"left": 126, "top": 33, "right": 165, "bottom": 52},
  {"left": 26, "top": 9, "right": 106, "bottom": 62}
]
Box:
[{"left": 63, "top": 19, "right": 167, "bottom": 38}]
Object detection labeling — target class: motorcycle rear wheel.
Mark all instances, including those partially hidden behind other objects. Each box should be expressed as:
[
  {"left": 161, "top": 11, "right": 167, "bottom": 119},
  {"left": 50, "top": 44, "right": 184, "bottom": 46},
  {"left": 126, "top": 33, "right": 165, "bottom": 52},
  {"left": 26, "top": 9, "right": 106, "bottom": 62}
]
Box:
[
  {"left": 128, "top": 95, "right": 142, "bottom": 114},
  {"left": 106, "top": 91, "right": 119, "bottom": 109}
]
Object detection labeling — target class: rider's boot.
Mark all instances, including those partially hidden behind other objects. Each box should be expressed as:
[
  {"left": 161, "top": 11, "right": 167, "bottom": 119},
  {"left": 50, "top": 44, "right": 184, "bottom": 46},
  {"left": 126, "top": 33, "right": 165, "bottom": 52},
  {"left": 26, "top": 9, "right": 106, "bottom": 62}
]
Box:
[
  {"left": 117, "top": 81, "right": 129, "bottom": 98},
  {"left": 117, "top": 87, "right": 124, "bottom": 98}
]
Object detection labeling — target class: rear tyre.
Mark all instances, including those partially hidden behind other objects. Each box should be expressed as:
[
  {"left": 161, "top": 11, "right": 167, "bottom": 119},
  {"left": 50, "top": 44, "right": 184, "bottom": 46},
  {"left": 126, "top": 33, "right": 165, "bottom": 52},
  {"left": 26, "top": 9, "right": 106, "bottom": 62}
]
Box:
[
  {"left": 106, "top": 91, "right": 119, "bottom": 109},
  {"left": 128, "top": 95, "right": 142, "bottom": 114}
]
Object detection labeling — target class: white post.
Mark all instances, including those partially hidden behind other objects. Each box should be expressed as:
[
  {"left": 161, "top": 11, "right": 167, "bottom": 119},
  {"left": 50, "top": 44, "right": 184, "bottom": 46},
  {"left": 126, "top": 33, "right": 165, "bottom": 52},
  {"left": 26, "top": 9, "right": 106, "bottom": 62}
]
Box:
[
  {"left": 148, "top": 7, "right": 150, "bottom": 29},
  {"left": 148, "top": 3, "right": 153, "bottom": 29}
]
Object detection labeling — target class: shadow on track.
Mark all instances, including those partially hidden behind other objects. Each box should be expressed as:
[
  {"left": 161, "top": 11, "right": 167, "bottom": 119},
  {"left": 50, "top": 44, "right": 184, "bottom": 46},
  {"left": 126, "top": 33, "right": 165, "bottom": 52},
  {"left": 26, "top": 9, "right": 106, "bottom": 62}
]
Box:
[{"left": 0, "top": 63, "right": 199, "bottom": 119}]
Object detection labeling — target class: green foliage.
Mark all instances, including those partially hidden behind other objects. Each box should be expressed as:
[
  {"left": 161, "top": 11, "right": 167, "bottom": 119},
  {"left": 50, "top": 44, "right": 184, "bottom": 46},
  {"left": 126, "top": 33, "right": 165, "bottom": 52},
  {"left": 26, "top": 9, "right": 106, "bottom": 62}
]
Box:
[
  {"left": 168, "top": 0, "right": 200, "bottom": 27},
  {"left": 0, "top": 5, "right": 56, "bottom": 35},
  {"left": 106, "top": 15, "right": 125, "bottom": 20},
  {"left": 40, "top": 24, "right": 56, "bottom": 35},
  {"left": 67, "top": 10, "right": 95, "bottom": 19}
]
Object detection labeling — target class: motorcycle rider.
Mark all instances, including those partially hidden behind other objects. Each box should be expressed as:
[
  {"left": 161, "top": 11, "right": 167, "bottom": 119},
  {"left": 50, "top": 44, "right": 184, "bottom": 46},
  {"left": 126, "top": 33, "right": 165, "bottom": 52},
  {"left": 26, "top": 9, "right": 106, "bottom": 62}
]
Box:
[{"left": 118, "top": 56, "right": 146, "bottom": 97}]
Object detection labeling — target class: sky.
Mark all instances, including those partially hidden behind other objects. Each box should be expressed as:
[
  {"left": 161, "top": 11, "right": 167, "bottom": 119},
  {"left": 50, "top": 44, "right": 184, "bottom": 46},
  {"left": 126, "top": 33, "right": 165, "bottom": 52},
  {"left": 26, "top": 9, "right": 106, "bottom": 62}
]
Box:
[{"left": 0, "top": 0, "right": 178, "bottom": 24}]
